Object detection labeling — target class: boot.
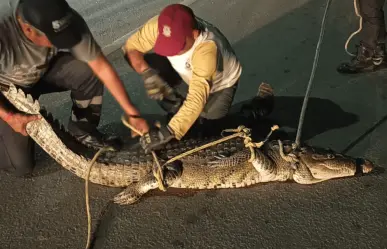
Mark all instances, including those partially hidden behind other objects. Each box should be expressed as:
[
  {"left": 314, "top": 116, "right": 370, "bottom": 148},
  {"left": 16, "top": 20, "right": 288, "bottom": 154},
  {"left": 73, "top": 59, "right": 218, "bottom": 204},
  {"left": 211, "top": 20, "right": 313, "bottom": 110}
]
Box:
[
  {"left": 68, "top": 120, "right": 123, "bottom": 151},
  {"left": 240, "top": 82, "right": 274, "bottom": 120},
  {"left": 73, "top": 129, "right": 123, "bottom": 151},
  {"left": 337, "top": 42, "right": 387, "bottom": 74}
]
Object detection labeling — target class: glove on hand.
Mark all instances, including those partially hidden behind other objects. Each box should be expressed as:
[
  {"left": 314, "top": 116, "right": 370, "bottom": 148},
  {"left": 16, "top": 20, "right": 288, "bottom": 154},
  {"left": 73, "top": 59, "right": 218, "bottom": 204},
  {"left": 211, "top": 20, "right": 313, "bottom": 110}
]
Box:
[
  {"left": 141, "top": 68, "right": 174, "bottom": 100},
  {"left": 139, "top": 124, "right": 175, "bottom": 153}
]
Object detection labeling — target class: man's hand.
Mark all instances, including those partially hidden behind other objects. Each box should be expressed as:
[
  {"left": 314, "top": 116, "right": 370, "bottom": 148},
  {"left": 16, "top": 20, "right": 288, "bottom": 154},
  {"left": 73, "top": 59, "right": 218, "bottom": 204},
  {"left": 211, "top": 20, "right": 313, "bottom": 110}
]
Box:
[
  {"left": 127, "top": 116, "right": 150, "bottom": 138},
  {"left": 141, "top": 68, "right": 174, "bottom": 100},
  {"left": 139, "top": 124, "right": 175, "bottom": 153},
  {"left": 5, "top": 112, "right": 41, "bottom": 136}
]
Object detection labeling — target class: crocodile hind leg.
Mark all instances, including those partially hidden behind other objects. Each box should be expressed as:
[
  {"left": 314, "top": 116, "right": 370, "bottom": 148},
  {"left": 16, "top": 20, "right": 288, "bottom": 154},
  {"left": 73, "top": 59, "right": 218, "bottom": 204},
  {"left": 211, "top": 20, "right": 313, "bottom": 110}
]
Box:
[
  {"left": 113, "top": 173, "right": 159, "bottom": 205},
  {"left": 113, "top": 162, "right": 182, "bottom": 205}
]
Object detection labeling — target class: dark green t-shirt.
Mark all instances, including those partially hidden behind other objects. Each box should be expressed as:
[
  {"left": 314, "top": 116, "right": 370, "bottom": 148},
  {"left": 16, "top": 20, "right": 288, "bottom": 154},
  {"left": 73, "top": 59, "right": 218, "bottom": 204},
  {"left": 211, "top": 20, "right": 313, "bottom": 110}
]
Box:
[{"left": 0, "top": 0, "right": 102, "bottom": 87}]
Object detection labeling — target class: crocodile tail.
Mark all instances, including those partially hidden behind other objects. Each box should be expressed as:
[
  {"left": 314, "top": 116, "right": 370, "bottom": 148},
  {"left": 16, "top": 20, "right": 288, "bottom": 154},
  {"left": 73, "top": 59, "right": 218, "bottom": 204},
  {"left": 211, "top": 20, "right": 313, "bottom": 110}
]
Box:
[{"left": 1, "top": 84, "right": 148, "bottom": 187}]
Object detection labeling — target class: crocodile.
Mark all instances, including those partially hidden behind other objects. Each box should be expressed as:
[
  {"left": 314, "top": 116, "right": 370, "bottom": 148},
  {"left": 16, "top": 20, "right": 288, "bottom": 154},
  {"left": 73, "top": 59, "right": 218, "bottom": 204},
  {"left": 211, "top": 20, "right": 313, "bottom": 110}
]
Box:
[{"left": 0, "top": 83, "right": 374, "bottom": 205}]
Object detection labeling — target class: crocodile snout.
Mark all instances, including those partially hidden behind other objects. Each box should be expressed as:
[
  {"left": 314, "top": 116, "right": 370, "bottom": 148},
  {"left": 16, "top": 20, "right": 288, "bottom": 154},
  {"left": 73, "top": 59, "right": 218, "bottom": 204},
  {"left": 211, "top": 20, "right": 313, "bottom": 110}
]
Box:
[{"left": 361, "top": 159, "right": 374, "bottom": 174}]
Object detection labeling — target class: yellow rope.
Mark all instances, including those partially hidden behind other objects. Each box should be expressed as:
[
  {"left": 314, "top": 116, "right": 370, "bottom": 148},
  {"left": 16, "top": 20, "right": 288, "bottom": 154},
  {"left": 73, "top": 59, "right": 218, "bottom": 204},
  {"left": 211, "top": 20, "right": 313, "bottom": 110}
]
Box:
[
  {"left": 121, "top": 116, "right": 166, "bottom": 192},
  {"left": 345, "top": 0, "right": 362, "bottom": 57},
  {"left": 83, "top": 117, "right": 279, "bottom": 249},
  {"left": 163, "top": 124, "right": 279, "bottom": 165},
  {"left": 121, "top": 115, "right": 279, "bottom": 167},
  {"left": 85, "top": 146, "right": 115, "bottom": 249}
]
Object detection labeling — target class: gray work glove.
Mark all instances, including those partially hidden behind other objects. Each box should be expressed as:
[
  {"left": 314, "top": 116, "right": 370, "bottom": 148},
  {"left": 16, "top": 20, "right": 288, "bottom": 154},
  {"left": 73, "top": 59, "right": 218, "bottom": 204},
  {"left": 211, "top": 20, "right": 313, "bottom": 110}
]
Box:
[
  {"left": 140, "top": 68, "right": 174, "bottom": 100},
  {"left": 139, "top": 124, "right": 175, "bottom": 154}
]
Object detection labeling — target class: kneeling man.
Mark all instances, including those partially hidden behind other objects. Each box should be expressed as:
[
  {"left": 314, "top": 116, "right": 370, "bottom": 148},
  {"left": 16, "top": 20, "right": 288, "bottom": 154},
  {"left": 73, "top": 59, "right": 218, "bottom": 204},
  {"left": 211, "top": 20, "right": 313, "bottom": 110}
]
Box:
[{"left": 122, "top": 4, "right": 242, "bottom": 153}]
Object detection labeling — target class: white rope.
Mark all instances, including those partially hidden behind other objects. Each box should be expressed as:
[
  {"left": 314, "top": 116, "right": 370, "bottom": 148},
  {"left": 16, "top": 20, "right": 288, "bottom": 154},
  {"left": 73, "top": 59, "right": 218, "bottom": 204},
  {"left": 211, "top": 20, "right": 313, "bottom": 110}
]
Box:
[
  {"left": 294, "top": 0, "right": 333, "bottom": 148},
  {"left": 344, "top": 0, "right": 362, "bottom": 57}
]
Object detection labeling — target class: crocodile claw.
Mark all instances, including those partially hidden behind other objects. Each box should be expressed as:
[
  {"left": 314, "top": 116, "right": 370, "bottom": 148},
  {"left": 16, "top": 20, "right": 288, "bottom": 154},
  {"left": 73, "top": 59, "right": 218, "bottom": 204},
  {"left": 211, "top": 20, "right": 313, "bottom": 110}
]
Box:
[{"left": 113, "top": 190, "right": 141, "bottom": 205}]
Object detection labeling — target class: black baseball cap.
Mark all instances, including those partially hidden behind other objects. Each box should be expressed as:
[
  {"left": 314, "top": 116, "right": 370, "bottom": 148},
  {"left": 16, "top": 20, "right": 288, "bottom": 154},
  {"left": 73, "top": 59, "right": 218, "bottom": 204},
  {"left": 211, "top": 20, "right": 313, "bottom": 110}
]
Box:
[{"left": 19, "top": 0, "right": 82, "bottom": 49}]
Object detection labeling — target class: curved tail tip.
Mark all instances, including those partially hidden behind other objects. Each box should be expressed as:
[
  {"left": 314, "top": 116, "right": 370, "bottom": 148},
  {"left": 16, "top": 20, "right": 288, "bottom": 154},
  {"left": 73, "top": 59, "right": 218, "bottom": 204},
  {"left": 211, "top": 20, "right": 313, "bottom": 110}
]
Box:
[{"left": 361, "top": 159, "right": 374, "bottom": 174}]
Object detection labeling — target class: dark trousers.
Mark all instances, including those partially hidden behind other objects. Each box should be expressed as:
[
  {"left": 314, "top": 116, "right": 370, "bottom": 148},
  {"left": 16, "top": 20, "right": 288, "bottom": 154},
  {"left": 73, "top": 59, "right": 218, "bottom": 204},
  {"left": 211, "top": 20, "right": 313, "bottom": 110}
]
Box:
[
  {"left": 359, "top": 0, "right": 386, "bottom": 48},
  {"left": 144, "top": 53, "right": 238, "bottom": 128},
  {"left": 0, "top": 52, "right": 104, "bottom": 176}
]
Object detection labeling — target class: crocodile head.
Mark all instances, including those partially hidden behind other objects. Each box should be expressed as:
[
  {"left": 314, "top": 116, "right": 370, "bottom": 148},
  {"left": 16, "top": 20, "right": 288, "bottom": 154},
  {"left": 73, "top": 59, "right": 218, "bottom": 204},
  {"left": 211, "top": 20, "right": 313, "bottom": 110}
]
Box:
[{"left": 297, "top": 145, "right": 374, "bottom": 181}]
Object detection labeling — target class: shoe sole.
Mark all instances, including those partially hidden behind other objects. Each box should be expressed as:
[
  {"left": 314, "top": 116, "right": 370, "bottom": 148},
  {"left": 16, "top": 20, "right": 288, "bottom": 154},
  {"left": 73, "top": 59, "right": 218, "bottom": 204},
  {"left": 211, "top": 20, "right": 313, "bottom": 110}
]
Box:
[{"left": 337, "top": 63, "right": 387, "bottom": 74}]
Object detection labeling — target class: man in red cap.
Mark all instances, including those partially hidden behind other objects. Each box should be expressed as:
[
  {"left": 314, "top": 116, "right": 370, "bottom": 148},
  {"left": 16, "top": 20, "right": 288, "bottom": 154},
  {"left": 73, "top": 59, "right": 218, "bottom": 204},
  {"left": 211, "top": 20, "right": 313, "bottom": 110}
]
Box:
[
  {"left": 0, "top": 0, "right": 149, "bottom": 177},
  {"left": 122, "top": 4, "right": 242, "bottom": 153}
]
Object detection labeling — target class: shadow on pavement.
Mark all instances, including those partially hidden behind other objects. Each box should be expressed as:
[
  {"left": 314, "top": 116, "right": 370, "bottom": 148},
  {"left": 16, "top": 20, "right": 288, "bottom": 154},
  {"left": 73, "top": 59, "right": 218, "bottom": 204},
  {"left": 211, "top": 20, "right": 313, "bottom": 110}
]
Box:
[{"left": 97, "top": 95, "right": 359, "bottom": 143}]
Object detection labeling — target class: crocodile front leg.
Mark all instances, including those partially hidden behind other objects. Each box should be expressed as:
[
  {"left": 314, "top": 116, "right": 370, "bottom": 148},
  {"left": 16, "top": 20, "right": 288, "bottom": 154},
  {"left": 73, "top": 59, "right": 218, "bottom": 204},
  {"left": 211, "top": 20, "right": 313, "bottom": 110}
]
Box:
[
  {"left": 278, "top": 140, "right": 299, "bottom": 170},
  {"left": 292, "top": 160, "right": 326, "bottom": 184},
  {"left": 113, "top": 162, "right": 182, "bottom": 205},
  {"left": 113, "top": 173, "right": 159, "bottom": 205}
]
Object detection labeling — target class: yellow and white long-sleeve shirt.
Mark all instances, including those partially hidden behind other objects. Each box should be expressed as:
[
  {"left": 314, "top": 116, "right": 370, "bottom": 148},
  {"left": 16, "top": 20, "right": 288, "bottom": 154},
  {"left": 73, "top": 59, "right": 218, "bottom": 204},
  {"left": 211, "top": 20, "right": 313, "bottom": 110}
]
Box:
[{"left": 123, "top": 15, "right": 242, "bottom": 140}]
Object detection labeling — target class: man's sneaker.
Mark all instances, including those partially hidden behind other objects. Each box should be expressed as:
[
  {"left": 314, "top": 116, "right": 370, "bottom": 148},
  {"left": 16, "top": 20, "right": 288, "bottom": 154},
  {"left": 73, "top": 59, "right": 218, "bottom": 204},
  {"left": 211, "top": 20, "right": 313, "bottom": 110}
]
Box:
[
  {"left": 74, "top": 129, "right": 123, "bottom": 151},
  {"left": 337, "top": 42, "right": 387, "bottom": 74}
]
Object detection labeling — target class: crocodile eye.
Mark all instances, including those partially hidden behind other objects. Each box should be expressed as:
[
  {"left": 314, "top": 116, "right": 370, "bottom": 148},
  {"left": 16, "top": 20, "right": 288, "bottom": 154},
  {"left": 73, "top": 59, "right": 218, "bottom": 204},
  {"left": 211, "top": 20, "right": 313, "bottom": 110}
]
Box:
[{"left": 327, "top": 154, "right": 334, "bottom": 159}]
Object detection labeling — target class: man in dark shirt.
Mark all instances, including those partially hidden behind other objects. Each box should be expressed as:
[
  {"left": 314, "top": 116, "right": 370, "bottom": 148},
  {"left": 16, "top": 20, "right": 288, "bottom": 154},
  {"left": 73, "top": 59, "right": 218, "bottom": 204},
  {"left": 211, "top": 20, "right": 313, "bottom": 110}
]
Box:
[{"left": 0, "top": 0, "right": 149, "bottom": 177}]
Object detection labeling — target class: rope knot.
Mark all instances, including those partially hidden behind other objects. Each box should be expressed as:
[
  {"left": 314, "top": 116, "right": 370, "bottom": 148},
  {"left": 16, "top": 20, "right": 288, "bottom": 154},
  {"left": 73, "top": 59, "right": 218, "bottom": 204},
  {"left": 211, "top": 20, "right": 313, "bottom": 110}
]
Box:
[{"left": 220, "top": 124, "right": 279, "bottom": 163}]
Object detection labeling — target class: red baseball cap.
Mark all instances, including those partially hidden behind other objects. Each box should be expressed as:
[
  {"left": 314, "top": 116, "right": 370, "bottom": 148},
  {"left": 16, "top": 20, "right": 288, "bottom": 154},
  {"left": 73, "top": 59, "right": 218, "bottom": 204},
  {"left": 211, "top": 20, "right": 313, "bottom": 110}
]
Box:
[{"left": 154, "top": 4, "right": 195, "bottom": 56}]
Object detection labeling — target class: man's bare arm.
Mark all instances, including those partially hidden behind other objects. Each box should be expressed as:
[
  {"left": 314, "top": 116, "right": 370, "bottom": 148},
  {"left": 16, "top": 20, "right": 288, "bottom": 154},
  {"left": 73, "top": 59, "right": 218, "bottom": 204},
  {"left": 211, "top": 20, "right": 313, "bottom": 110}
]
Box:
[
  {"left": 87, "top": 53, "right": 150, "bottom": 135},
  {"left": 124, "top": 50, "right": 150, "bottom": 74},
  {"left": 88, "top": 53, "right": 140, "bottom": 116},
  {"left": 122, "top": 15, "right": 159, "bottom": 73}
]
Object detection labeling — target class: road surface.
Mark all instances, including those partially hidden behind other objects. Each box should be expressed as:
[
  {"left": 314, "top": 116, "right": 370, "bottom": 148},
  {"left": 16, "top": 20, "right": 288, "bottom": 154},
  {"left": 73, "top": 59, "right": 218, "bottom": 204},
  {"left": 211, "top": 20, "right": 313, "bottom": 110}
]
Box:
[{"left": 1, "top": 0, "right": 387, "bottom": 249}]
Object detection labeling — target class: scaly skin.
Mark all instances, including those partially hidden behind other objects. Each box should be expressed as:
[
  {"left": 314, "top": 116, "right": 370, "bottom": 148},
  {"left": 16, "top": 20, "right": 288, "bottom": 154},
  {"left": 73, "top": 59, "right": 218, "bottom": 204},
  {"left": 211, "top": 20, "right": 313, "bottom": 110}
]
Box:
[
  {"left": 114, "top": 140, "right": 374, "bottom": 205},
  {"left": 0, "top": 83, "right": 375, "bottom": 205}
]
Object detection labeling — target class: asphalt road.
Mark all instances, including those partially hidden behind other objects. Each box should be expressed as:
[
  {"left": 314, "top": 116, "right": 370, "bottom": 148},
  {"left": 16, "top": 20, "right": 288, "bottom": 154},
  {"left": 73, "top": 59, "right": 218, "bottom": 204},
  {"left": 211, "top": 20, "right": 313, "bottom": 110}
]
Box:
[{"left": 1, "top": 0, "right": 387, "bottom": 248}]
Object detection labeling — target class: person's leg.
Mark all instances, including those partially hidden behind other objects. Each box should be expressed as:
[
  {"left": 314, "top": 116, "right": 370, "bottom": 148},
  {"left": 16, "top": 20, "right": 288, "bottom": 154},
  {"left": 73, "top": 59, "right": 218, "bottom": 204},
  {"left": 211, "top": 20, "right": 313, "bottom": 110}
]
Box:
[
  {"left": 359, "top": 0, "right": 386, "bottom": 48},
  {"left": 0, "top": 94, "right": 35, "bottom": 177},
  {"left": 337, "top": 0, "right": 387, "bottom": 74},
  {"left": 201, "top": 83, "right": 238, "bottom": 120},
  {"left": 182, "top": 83, "right": 239, "bottom": 137},
  {"left": 32, "top": 52, "right": 121, "bottom": 150},
  {"left": 0, "top": 122, "right": 35, "bottom": 177}
]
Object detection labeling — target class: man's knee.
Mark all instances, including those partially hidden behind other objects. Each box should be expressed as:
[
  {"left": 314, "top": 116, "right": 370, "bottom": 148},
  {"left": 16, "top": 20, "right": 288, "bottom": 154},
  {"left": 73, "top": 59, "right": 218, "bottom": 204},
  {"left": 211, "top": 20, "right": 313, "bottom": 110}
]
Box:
[
  {"left": 45, "top": 53, "right": 104, "bottom": 99},
  {"left": 69, "top": 60, "right": 103, "bottom": 98},
  {"left": 200, "top": 85, "right": 237, "bottom": 120},
  {"left": 0, "top": 136, "right": 35, "bottom": 177},
  {"left": 200, "top": 106, "right": 230, "bottom": 120}
]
